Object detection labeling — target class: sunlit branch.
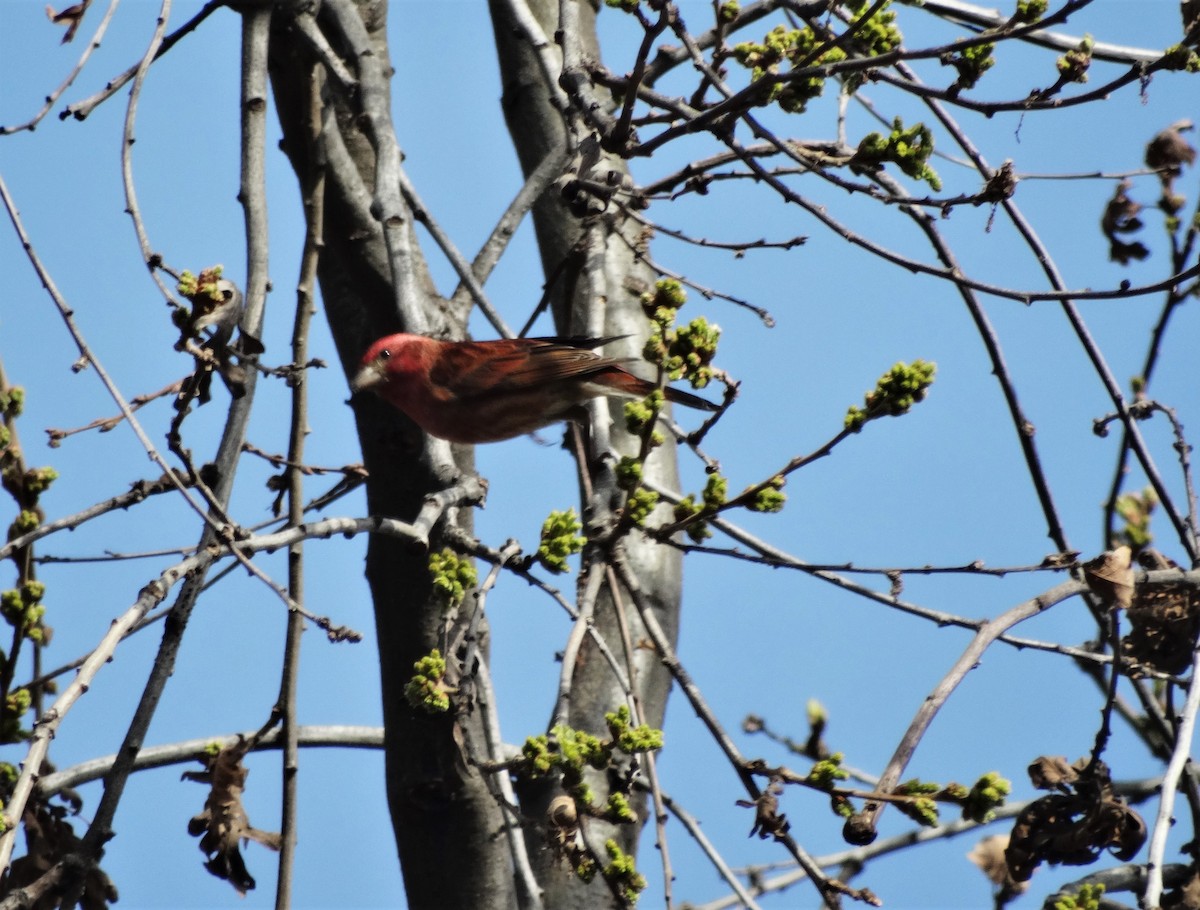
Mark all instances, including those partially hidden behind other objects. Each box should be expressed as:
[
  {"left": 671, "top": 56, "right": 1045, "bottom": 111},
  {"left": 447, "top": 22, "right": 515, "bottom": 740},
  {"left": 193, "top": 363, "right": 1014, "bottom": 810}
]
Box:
[{"left": 1144, "top": 643, "right": 1200, "bottom": 906}]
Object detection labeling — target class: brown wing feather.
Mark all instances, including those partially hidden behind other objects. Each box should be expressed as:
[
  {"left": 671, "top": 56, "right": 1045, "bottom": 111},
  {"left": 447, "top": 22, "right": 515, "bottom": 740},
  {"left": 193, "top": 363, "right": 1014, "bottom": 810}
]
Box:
[{"left": 431, "top": 337, "right": 629, "bottom": 399}]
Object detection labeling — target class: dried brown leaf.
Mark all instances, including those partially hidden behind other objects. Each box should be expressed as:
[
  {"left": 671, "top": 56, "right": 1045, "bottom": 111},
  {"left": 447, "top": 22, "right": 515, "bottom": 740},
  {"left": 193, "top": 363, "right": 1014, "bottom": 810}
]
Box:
[
  {"left": 1123, "top": 579, "right": 1200, "bottom": 674},
  {"left": 1163, "top": 870, "right": 1200, "bottom": 910},
  {"left": 737, "top": 780, "right": 790, "bottom": 841},
  {"left": 45, "top": 1, "right": 90, "bottom": 43},
  {"left": 1146, "top": 121, "right": 1196, "bottom": 176},
  {"left": 1005, "top": 758, "right": 1145, "bottom": 882},
  {"left": 1100, "top": 182, "right": 1150, "bottom": 265},
  {"left": 967, "top": 834, "right": 1029, "bottom": 897},
  {"left": 5, "top": 794, "right": 118, "bottom": 909},
  {"left": 1027, "top": 755, "right": 1077, "bottom": 790},
  {"left": 184, "top": 738, "right": 281, "bottom": 896},
  {"left": 1083, "top": 546, "right": 1134, "bottom": 609}
]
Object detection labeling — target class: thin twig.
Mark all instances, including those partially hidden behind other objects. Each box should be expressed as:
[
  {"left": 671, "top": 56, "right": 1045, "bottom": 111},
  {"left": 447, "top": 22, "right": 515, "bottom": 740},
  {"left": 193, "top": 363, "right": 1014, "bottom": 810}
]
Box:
[
  {"left": 1144, "top": 642, "right": 1200, "bottom": 907},
  {"left": 853, "top": 579, "right": 1086, "bottom": 838},
  {"left": 59, "top": 0, "right": 225, "bottom": 123},
  {"left": 610, "top": 547, "right": 862, "bottom": 909},
  {"left": 0, "top": 0, "right": 121, "bottom": 135},
  {"left": 274, "top": 58, "right": 325, "bottom": 908},
  {"left": 35, "top": 725, "right": 386, "bottom": 797}
]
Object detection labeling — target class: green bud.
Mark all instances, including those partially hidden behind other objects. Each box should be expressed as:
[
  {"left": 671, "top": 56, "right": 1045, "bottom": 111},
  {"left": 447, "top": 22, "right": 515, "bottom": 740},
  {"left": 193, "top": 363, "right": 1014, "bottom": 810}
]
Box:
[
  {"left": 606, "top": 792, "right": 637, "bottom": 823},
  {"left": 806, "top": 753, "right": 849, "bottom": 790},
  {"left": 554, "top": 724, "right": 609, "bottom": 771},
  {"left": 427, "top": 549, "right": 476, "bottom": 611},
  {"left": 603, "top": 839, "right": 647, "bottom": 903},
  {"left": 11, "top": 511, "right": 39, "bottom": 535},
  {"left": 749, "top": 479, "right": 786, "bottom": 513},
  {"left": 4, "top": 388, "right": 25, "bottom": 419},
  {"left": 626, "top": 488, "right": 659, "bottom": 526},
  {"left": 1014, "top": 0, "right": 1047, "bottom": 23},
  {"left": 854, "top": 119, "right": 942, "bottom": 190},
  {"left": 1056, "top": 35, "right": 1093, "bottom": 83},
  {"left": 607, "top": 705, "right": 664, "bottom": 753},
  {"left": 521, "top": 734, "right": 555, "bottom": 776},
  {"left": 0, "top": 590, "right": 23, "bottom": 624},
  {"left": 845, "top": 360, "right": 936, "bottom": 431},
  {"left": 403, "top": 649, "right": 452, "bottom": 714},
  {"left": 672, "top": 494, "right": 711, "bottom": 542},
  {"left": 1162, "top": 44, "right": 1200, "bottom": 72},
  {"left": 615, "top": 456, "right": 643, "bottom": 491},
  {"left": 537, "top": 509, "right": 586, "bottom": 574},
  {"left": 24, "top": 467, "right": 58, "bottom": 496},
  {"left": 961, "top": 771, "right": 1011, "bottom": 823},
  {"left": 702, "top": 473, "right": 727, "bottom": 510}
]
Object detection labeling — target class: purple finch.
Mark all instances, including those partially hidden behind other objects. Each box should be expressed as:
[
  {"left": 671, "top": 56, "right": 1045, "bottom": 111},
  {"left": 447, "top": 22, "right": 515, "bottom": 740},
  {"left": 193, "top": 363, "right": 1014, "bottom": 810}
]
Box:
[{"left": 351, "top": 333, "right": 717, "bottom": 444}]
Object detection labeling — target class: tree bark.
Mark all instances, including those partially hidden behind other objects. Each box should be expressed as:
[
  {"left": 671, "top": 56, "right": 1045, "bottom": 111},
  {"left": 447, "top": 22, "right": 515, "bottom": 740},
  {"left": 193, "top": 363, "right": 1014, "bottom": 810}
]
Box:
[
  {"left": 267, "top": 1, "right": 684, "bottom": 907},
  {"left": 490, "top": 2, "right": 685, "bottom": 906},
  {"left": 268, "top": 3, "right": 514, "bottom": 908}
]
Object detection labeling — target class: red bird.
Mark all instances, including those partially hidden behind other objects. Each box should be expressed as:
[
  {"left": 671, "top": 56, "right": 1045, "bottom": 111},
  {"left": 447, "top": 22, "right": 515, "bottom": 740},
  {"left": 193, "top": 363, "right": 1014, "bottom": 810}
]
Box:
[{"left": 351, "top": 333, "right": 718, "bottom": 444}]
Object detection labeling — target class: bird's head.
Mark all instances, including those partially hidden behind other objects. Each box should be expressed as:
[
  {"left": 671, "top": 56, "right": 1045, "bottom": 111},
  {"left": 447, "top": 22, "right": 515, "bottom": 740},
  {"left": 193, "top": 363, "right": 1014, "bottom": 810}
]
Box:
[
  {"left": 350, "top": 333, "right": 428, "bottom": 395},
  {"left": 189, "top": 278, "right": 243, "bottom": 333}
]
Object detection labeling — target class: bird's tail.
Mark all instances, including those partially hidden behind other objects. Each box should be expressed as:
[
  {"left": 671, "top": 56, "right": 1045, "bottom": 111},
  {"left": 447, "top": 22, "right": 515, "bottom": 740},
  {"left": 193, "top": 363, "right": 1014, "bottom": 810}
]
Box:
[{"left": 663, "top": 384, "right": 720, "bottom": 412}]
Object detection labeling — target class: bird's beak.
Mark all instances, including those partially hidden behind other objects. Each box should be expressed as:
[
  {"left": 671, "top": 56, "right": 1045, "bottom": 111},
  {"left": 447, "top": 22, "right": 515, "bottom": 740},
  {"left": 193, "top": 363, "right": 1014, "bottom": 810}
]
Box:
[{"left": 350, "top": 359, "right": 384, "bottom": 394}]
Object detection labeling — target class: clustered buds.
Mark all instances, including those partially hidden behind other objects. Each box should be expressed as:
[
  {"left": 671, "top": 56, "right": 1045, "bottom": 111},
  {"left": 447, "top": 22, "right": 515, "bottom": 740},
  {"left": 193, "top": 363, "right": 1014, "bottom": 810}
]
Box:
[
  {"left": 805, "top": 753, "right": 850, "bottom": 791},
  {"left": 602, "top": 839, "right": 647, "bottom": 904},
  {"left": 0, "top": 581, "right": 47, "bottom": 644},
  {"left": 1013, "top": 0, "right": 1047, "bottom": 23},
  {"left": 732, "top": 24, "right": 848, "bottom": 113},
  {"left": 730, "top": 2, "right": 900, "bottom": 113},
  {"left": 0, "top": 387, "right": 24, "bottom": 420},
  {"left": 537, "top": 509, "right": 586, "bottom": 574},
  {"left": 1055, "top": 34, "right": 1094, "bottom": 84},
  {"left": 623, "top": 392, "right": 666, "bottom": 445},
  {"left": 427, "top": 548, "right": 477, "bottom": 612},
  {"left": 0, "top": 380, "right": 57, "bottom": 738},
  {"left": 853, "top": 118, "right": 942, "bottom": 191},
  {"left": 641, "top": 279, "right": 721, "bottom": 391},
  {"left": 844, "top": 359, "right": 936, "bottom": 432},
  {"left": 175, "top": 265, "right": 229, "bottom": 332},
  {"left": 672, "top": 471, "right": 729, "bottom": 542},
  {"left": 625, "top": 488, "right": 660, "bottom": 526},
  {"left": 616, "top": 279, "right": 725, "bottom": 528},
  {"left": 521, "top": 707, "right": 660, "bottom": 900},
  {"left": 748, "top": 475, "right": 786, "bottom": 513},
  {"left": 941, "top": 41, "right": 995, "bottom": 95},
  {"left": 403, "top": 649, "right": 453, "bottom": 714},
  {"left": 888, "top": 771, "right": 1009, "bottom": 828}
]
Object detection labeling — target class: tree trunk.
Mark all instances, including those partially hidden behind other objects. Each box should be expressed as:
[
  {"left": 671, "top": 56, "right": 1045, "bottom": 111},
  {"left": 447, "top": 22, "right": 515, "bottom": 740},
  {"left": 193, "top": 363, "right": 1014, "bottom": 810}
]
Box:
[
  {"left": 269, "top": 3, "right": 514, "bottom": 908},
  {"left": 268, "top": 1, "right": 684, "bottom": 907},
  {"left": 490, "top": 2, "right": 685, "bottom": 906}
]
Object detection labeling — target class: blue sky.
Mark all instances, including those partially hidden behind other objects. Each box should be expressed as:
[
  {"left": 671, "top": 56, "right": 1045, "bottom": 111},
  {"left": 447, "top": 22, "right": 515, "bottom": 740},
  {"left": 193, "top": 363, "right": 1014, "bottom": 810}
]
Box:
[{"left": 2, "top": 1, "right": 1199, "bottom": 908}]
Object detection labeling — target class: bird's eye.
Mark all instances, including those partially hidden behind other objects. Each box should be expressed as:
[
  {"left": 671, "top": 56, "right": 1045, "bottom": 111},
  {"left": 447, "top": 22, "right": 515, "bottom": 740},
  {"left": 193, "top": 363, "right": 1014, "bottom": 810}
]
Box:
[
  {"left": 379, "top": 349, "right": 392, "bottom": 361},
  {"left": 220, "top": 289, "right": 234, "bottom": 301}
]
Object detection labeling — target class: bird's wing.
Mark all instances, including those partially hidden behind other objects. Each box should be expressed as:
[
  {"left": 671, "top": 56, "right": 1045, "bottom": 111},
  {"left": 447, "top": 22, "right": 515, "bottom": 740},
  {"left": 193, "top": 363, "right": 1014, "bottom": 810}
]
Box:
[{"left": 431, "top": 337, "right": 628, "bottom": 399}]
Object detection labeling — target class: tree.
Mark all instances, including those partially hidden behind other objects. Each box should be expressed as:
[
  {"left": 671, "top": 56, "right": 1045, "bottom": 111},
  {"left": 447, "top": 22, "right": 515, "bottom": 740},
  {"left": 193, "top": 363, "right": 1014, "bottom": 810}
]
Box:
[{"left": 0, "top": 1, "right": 1198, "bottom": 908}]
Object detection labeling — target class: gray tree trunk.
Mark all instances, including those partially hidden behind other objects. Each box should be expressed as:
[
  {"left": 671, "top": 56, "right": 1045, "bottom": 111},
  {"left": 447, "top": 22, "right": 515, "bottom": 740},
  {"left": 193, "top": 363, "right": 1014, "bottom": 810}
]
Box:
[{"left": 270, "top": 1, "right": 683, "bottom": 907}]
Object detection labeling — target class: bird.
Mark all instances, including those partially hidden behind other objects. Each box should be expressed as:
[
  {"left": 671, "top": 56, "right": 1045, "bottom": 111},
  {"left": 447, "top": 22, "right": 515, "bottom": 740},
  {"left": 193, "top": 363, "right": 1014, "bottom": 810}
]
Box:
[
  {"left": 350, "top": 333, "right": 718, "bottom": 444},
  {"left": 174, "top": 277, "right": 264, "bottom": 405}
]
